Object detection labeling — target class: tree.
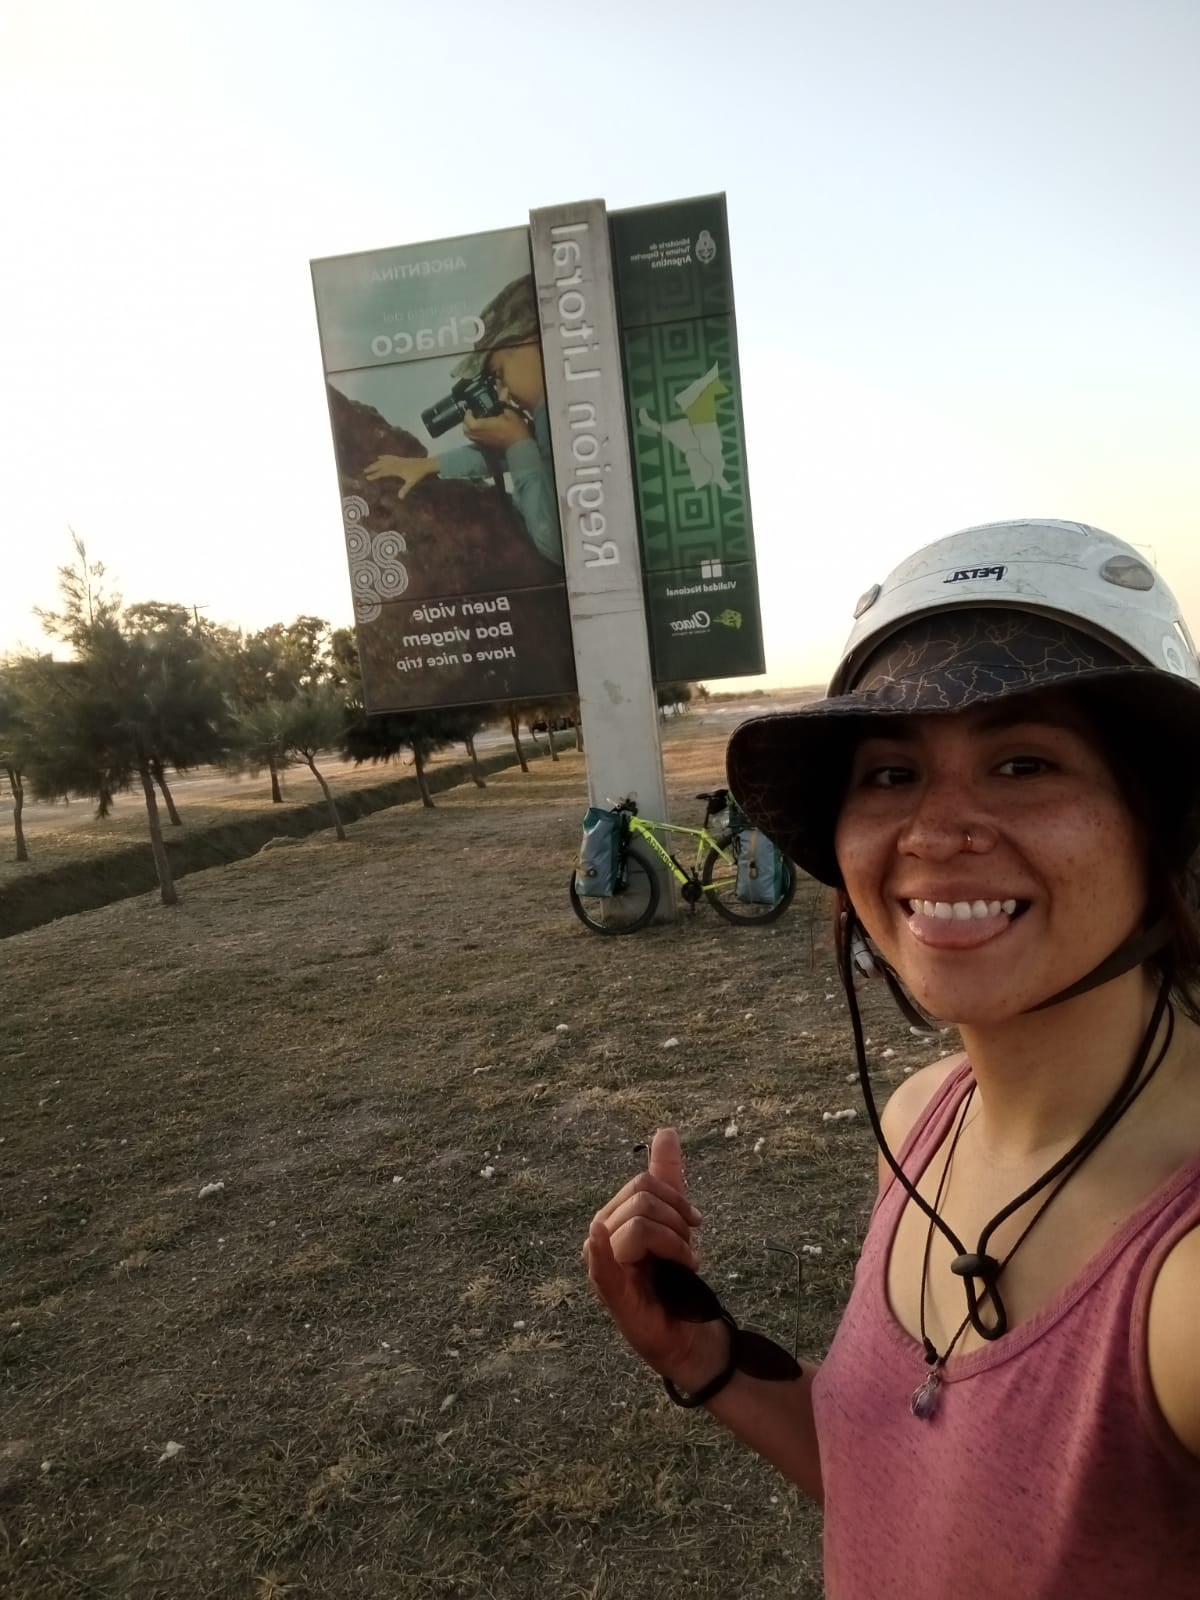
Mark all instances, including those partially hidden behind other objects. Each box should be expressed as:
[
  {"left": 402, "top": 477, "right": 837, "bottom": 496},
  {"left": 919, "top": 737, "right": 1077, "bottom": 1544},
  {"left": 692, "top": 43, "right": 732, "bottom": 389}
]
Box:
[
  {"left": 16, "top": 644, "right": 181, "bottom": 906},
  {"left": 253, "top": 616, "right": 342, "bottom": 696},
  {"left": 517, "top": 695, "right": 579, "bottom": 762},
  {"left": 504, "top": 702, "right": 530, "bottom": 774},
  {"left": 438, "top": 705, "right": 492, "bottom": 788},
  {"left": 342, "top": 704, "right": 449, "bottom": 808},
  {"left": 278, "top": 691, "right": 349, "bottom": 842},
  {"left": 329, "top": 626, "right": 360, "bottom": 689},
  {"left": 657, "top": 682, "right": 695, "bottom": 718},
  {"left": 34, "top": 530, "right": 120, "bottom": 644},
  {"left": 0, "top": 665, "right": 31, "bottom": 863},
  {"left": 213, "top": 617, "right": 341, "bottom": 803},
  {"left": 121, "top": 602, "right": 231, "bottom": 824},
  {"left": 219, "top": 697, "right": 295, "bottom": 807},
  {"left": 225, "top": 689, "right": 349, "bottom": 840},
  {"left": 20, "top": 538, "right": 233, "bottom": 905},
  {"left": 208, "top": 628, "right": 288, "bottom": 802},
  {"left": 334, "top": 629, "right": 451, "bottom": 808}
]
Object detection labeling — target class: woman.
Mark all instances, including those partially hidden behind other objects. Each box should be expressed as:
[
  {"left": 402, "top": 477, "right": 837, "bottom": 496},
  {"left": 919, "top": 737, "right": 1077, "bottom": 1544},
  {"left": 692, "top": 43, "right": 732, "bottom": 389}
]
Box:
[{"left": 584, "top": 520, "right": 1200, "bottom": 1598}]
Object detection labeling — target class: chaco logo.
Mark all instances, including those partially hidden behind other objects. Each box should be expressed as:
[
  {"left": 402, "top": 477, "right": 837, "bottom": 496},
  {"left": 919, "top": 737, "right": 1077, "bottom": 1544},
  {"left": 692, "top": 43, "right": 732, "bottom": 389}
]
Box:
[
  {"left": 669, "top": 608, "right": 744, "bottom": 635},
  {"left": 670, "top": 610, "right": 711, "bottom": 634},
  {"left": 943, "top": 564, "right": 1007, "bottom": 584}
]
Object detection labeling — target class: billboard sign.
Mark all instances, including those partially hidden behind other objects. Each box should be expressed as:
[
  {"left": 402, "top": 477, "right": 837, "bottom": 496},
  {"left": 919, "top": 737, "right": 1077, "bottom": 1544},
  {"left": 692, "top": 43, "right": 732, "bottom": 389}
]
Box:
[
  {"left": 311, "top": 229, "right": 576, "bottom": 713},
  {"left": 609, "top": 194, "right": 764, "bottom": 681}
]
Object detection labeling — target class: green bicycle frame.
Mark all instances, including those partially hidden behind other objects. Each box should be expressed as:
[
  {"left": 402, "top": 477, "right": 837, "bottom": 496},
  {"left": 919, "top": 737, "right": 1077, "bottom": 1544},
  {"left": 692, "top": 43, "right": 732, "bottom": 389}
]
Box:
[{"left": 626, "top": 813, "right": 734, "bottom": 895}]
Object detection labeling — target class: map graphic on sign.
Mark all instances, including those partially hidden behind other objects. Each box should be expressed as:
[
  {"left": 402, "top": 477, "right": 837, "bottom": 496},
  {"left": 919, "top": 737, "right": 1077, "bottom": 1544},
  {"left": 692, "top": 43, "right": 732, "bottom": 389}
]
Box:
[{"left": 636, "top": 364, "right": 731, "bottom": 493}]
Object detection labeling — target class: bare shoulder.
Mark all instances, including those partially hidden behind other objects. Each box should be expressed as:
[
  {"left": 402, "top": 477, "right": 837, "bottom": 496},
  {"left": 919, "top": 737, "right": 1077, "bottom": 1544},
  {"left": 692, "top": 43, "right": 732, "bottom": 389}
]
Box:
[
  {"left": 876, "top": 1052, "right": 967, "bottom": 1193},
  {"left": 1147, "top": 1222, "right": 1200, "bottom": 1457}
]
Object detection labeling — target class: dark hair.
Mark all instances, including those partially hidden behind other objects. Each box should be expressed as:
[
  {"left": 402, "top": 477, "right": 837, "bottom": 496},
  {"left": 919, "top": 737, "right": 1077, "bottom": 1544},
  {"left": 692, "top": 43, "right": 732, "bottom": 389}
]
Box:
[{"left": 1080, "top": 694, "right": 1200, "bottom": 1021}]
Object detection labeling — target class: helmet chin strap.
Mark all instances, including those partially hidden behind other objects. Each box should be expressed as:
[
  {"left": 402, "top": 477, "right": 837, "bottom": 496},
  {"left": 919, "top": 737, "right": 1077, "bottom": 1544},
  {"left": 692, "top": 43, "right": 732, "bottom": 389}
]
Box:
[
  {"left": 1026, "top": 919, "right": 1172, "bottom": 1009},
  {"left": 837, "top": 905, "right": 1176, "bottom": 1343}
]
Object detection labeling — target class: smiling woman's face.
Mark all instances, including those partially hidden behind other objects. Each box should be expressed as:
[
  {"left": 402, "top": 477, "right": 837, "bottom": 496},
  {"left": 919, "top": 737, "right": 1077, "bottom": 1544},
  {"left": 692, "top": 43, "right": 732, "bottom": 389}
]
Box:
[{"left": 833, "top": 694, "right": 1150, "bottom": 1025}]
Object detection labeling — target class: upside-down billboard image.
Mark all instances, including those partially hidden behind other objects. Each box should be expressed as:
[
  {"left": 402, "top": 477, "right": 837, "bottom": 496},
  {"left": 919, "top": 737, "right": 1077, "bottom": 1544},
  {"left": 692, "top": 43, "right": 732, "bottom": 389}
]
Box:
[
  {"left": 311, "top": 228, "right": 576, "bottom": 712},
  {"left": 610, "top": 194, "right": 764, "bottom": 682}
]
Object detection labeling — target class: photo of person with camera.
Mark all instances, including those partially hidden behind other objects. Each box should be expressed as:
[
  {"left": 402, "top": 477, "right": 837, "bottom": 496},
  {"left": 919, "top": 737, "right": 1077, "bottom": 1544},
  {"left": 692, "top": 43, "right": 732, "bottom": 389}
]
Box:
[{"left": 363, "top": 276, "right": 562, "bottom": 568}]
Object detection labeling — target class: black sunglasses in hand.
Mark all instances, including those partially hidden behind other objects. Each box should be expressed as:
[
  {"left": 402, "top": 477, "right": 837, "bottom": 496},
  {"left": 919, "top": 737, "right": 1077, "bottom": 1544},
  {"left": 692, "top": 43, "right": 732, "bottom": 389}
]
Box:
[{"left": 649, "top": 1251, "right": 803, "bottom": 1386}]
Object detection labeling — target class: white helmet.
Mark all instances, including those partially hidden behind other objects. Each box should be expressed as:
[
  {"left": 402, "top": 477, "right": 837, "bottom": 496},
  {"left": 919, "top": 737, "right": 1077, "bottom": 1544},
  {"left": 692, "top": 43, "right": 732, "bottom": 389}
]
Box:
[{"left": 837, "top": 519, "right": 1199, "bottom": 694}]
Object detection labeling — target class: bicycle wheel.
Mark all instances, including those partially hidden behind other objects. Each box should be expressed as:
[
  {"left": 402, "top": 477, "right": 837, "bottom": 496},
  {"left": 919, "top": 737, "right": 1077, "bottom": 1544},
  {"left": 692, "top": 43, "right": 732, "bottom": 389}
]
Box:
[
  {"left": 569, "top": 841, "right": 661, "bottom": 935},
  {"left": 702, "top": 839, "right": 796, "bottom": 925}
]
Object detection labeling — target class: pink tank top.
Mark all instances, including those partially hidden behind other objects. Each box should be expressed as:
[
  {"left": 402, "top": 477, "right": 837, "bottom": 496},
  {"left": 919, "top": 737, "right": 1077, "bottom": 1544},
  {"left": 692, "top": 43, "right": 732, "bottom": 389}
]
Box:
[{"left": 811, "top": 1062, "right": 1200, "bottom": 1600}]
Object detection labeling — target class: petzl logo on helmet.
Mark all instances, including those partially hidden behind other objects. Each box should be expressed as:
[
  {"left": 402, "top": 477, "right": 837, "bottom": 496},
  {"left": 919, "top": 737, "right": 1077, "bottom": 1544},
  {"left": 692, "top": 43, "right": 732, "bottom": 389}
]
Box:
[{"left": 943, "top": 565, "right": 1008, "bottom": 584}]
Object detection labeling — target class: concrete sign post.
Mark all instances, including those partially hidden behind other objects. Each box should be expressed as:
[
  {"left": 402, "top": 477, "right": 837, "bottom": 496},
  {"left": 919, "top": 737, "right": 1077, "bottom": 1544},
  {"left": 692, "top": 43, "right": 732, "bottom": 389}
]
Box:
[{"left": 529, "top": 199, "right": 668, "bottom": 829}]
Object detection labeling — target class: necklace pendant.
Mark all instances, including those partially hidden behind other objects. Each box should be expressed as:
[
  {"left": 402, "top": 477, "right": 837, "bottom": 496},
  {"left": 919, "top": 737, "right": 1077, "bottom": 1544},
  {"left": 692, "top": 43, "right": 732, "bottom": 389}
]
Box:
[{"left": 910, "top": 1369, "right": 942, "bottom": 1420}]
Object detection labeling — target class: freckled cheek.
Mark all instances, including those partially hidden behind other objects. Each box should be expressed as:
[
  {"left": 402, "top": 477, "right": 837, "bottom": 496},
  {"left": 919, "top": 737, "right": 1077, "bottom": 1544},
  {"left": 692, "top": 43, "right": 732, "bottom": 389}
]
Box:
[
  {"left": 1031, "top": 805, "right": 1148, "bottom": 921},
  {"left": 835, "top": 820, "right": 893, "bottom": 917}
]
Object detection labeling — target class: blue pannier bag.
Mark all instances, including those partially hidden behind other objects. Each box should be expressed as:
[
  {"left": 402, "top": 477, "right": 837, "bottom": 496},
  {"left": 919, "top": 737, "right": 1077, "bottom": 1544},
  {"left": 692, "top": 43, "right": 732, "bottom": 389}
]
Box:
[
  {"left": 734, "top": 821, "right": 784, "bottom": 904},
  {"left": 575, "top": 807, "right": 624, "bottom": 897}
]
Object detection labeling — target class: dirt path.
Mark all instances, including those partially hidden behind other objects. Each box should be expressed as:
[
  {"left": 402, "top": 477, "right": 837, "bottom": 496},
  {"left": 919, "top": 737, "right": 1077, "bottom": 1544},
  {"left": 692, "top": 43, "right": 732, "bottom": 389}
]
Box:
[{"left": 0, "top": 725, "right": 928, "bottom": 1599}]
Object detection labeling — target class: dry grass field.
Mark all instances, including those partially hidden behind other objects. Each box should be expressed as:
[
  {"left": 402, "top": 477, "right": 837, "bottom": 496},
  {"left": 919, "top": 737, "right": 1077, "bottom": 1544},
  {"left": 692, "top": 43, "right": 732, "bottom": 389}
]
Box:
[{"left": 0, "top": 716, "right": 931, "bottom": 1599}]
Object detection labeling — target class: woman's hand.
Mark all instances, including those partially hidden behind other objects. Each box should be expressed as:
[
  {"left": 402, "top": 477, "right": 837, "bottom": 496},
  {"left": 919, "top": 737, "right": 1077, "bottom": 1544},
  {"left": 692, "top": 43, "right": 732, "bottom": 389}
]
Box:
[
  {"left": 363, "top": 455, "right": 440, "bottom": 497},
  {"left": 584, "top": 1129, "right": 727, "bottom": 1390}
]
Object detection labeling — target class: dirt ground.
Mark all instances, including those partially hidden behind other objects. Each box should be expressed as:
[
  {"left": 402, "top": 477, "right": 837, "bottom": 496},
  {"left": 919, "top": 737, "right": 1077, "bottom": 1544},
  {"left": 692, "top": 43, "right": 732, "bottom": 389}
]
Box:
[{"left": 0, "top": 717, "right": 931, "bottom": 1599}]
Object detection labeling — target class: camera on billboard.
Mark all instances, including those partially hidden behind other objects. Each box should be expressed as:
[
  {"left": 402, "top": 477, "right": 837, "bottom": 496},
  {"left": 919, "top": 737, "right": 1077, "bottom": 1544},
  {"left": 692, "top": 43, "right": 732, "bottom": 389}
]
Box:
[{"left": 421, "top": 374, "right": 507, "bottom": 438}]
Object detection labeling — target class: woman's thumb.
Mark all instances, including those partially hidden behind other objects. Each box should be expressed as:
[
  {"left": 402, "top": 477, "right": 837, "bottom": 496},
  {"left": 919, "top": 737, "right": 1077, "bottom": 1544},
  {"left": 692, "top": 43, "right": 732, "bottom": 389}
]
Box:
[{"left": 649, "top": 1127, "right": 686, "bottom": 1194}]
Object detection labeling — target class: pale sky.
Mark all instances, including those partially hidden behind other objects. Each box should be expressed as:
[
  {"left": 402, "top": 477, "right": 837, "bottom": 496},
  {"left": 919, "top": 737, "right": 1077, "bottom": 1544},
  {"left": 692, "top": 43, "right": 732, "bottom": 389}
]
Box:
[{"left": 1, "top": 0, "right": 1196, "bottom": 690}]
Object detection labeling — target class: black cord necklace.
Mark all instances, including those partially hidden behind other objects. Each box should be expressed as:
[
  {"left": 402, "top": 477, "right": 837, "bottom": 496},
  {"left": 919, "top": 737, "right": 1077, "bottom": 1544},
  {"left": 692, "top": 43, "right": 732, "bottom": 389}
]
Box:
[
  {"left": 910, "top": 1081, "right": 975, "bottom": 1418},
  {"left": 840, "top": 909, "right": 1177, "bottom": 1341},
  {"left": 910, "top": 996, "right": 1176, "bottom": 1419}
]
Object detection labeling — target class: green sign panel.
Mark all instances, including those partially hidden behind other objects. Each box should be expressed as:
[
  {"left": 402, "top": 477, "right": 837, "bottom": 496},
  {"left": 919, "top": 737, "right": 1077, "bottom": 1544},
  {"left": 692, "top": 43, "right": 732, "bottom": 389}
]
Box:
[
  {"left": 621, "top": 316, "right": 753, "bottom": 575},
  {"left": 610, "top": 195, "right": 763, "bottom": 682},
  {"left": 611, "top": 193, "right": 735, "bottom": 329},
  {"left": 643, "top": 562, "right": 762, "bottom": 680}
]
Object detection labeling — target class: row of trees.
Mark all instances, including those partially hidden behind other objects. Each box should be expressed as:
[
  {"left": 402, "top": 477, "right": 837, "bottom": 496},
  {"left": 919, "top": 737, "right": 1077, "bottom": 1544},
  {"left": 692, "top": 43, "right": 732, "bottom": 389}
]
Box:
[{"left": 0, "top": 540, "right": 702, "bottom": 906}]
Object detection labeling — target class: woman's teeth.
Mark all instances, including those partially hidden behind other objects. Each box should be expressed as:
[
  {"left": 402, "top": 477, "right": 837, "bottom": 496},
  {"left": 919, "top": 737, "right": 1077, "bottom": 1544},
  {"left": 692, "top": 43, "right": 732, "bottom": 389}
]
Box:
[{"left": 907, "top": 899, "right": 1019, "bottom": 920}]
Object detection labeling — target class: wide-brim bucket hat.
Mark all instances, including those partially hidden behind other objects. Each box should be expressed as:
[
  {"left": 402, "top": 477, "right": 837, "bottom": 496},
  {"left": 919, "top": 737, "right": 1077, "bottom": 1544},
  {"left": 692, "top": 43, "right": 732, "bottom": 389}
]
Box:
[{"left": 727, "top": 521, "right": 1200, "bottom": 888}]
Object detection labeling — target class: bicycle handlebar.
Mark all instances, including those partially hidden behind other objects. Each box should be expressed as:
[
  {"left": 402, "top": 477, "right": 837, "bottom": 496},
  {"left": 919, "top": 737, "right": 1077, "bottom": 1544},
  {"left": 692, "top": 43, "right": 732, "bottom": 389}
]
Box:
[{"left": 604, "top": 788, "right": 730, "bottom": 819}]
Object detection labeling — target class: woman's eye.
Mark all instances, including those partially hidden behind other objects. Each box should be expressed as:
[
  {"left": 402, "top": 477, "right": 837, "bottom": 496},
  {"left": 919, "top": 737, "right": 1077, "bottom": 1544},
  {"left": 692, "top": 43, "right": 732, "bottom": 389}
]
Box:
[
  {"left": 862, "top": 764, "right": 914, "bottom": 788},
  {"left": 997, "top": 756, "right": 1052, "bottom": 778}
]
